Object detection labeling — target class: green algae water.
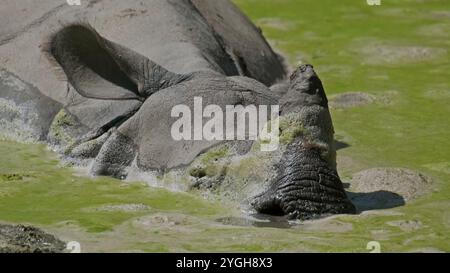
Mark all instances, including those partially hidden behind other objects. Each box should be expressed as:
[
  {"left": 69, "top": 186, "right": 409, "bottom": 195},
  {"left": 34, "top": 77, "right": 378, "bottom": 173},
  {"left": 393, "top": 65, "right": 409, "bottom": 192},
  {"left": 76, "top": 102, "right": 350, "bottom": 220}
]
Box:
[
  {"left": 0, "top": 139, "right": 448, "bottom": 252},
  {"left": 1, "top": 0, "right": 449, "bottom": 252}
]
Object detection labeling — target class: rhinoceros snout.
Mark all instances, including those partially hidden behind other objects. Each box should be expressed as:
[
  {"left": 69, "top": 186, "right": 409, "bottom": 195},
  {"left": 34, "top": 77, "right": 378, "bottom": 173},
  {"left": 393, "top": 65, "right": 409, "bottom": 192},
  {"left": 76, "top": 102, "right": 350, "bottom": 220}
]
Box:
[{"left": 251, "top": 144, "right": 356, "bottom": 220}]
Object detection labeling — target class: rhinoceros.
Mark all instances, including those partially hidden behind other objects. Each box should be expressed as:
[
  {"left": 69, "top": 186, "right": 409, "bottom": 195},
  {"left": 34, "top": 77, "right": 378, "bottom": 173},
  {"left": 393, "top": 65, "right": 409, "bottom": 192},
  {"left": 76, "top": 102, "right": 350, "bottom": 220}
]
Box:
[{"left": 0, "top": 0, "right": 355, "bottom": 220}]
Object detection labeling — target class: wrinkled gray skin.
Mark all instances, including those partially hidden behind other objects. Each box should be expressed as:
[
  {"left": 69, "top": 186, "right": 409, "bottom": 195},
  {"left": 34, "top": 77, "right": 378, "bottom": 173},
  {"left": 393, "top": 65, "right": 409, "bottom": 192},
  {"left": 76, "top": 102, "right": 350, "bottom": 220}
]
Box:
[
  {"left": 0, "top": 0, "right": 355, "bottom": 220},
  {"left": 253, "top": 65, "right": 355, "bottom": 219}
]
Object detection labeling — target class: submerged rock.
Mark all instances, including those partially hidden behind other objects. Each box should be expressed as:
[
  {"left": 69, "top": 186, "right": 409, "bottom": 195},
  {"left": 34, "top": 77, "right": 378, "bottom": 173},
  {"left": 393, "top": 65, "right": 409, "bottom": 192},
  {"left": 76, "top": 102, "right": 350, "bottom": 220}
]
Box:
[
  {"left": 349, "top": 168, "right": 433, "bottom": 211},
  {"left": 82, "top": 203, "right": 151, "bottom": 213},
  {"left": 356, "top": 40, "right": 447, "bottom": 65},
  {"left": 330, "top": 92, "right": 375, "bottom": 109}
]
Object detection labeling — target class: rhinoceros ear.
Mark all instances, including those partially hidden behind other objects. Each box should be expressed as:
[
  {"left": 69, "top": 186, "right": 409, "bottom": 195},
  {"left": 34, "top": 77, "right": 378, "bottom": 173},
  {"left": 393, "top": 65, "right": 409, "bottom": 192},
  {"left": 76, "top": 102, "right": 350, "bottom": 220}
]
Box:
[{"left": 47, "top": 24, "right": 187, "bottom": 100}]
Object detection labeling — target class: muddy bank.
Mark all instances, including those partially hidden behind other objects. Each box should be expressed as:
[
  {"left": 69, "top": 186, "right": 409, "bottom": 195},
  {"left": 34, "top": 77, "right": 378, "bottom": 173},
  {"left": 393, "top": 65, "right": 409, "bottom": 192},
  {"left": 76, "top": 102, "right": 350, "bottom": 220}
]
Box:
[{"left": 0, "top": 224, "right": 66, "bottom": 253}]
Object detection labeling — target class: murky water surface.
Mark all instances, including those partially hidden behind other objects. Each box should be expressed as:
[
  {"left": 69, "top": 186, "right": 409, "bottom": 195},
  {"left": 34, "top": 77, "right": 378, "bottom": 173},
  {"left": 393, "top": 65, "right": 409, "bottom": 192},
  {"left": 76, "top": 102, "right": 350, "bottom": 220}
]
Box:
[{"left": 1, "top": 0, "right": 450, "bottom": 252}]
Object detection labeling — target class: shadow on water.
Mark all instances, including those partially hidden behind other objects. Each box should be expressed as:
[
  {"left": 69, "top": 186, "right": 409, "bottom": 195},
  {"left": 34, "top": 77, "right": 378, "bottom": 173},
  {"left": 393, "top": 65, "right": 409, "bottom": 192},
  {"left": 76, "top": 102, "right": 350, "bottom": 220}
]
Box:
[
  {"left": 346, "top": 190, "right": 406, "bottom": 213},
  {"left": 335, "top": 140, "right": 350, "bottom": 151},
  {"left": 217, "top": 191, "right": 406, "bottom": 229}
]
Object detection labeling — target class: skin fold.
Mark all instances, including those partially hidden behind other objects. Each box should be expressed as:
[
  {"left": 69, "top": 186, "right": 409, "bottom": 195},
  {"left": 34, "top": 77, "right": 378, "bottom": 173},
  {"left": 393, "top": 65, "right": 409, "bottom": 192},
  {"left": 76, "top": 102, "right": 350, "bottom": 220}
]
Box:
[{"left": 253, "top": 65, "right": 356, "bottom": 219}]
